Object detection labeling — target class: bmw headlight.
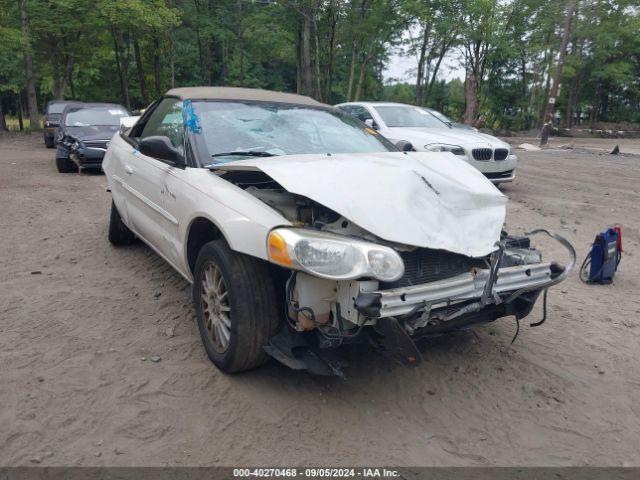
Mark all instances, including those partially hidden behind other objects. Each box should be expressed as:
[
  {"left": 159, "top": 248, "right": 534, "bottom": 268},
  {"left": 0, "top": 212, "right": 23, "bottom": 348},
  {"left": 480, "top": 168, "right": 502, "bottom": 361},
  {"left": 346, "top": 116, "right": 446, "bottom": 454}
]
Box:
[
  {"left": 425, "top": 143, "right": 465, "bottom": 156},
  {"left": 267, "top": 228, "right": 404, "bottom": 282}
]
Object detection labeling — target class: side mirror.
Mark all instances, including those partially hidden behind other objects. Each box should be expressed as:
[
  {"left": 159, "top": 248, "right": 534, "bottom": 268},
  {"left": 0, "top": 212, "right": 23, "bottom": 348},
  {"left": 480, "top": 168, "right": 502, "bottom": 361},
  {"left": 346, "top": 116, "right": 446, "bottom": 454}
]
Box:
[
  {"left": 138, "top": 136, "right": 185, "bottom": 167},
  {"left": 395, "top": 140, "right": 414, "bottom": 152},
  {"left": 364, "top": 118, "right": 379, "bottom": 130}
]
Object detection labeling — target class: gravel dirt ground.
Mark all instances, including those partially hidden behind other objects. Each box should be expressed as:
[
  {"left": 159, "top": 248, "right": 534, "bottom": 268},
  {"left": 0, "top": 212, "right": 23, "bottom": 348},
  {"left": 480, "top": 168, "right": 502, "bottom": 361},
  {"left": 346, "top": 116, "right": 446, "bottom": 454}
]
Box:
[{"left": 1, "top": 133, "right": 639, "bottom": 467}]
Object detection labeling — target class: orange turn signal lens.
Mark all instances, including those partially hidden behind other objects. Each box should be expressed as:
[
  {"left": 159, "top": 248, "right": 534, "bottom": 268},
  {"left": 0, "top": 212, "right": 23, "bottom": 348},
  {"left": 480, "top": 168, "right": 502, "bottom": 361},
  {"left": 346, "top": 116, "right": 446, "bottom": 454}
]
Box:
[{"left": 268, "top": 231, "right": 292, "bottom": 266}]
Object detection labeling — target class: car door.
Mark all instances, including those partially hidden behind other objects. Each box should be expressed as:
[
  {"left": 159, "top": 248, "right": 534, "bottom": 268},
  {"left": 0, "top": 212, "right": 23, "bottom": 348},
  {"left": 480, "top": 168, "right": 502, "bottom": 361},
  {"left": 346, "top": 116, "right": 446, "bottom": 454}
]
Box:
[{"left": 118, "top": 98, "right": 187, "bottom": 268}]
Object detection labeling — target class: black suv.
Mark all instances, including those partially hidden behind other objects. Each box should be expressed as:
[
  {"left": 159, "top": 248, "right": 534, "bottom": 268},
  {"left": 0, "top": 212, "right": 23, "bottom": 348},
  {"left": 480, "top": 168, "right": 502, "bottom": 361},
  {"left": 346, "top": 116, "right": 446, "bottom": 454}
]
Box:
[
  {"left": 55, "top": 103, "right": 130, "bottom": 173},
  {"left": 43, "top": 100, "right": 78, "bottom": 148}
]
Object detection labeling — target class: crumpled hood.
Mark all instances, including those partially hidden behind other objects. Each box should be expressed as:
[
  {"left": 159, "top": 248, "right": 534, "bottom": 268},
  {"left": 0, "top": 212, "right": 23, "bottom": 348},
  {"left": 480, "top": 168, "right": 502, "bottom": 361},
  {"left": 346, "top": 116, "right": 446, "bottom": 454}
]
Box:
[
  {"left": 387, "top": 127, "right": 509, "bottom": 148},
  {"left": 63, "top": 125, "right": 119, "bottom": 141},
  {"left": 216, "top": 152, "right": 507, "bottom": 257}
]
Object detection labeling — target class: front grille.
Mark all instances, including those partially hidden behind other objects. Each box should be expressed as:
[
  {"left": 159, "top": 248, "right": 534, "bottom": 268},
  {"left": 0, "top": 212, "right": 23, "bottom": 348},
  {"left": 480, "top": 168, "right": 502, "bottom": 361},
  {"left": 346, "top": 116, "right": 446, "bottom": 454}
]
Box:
[
  {"left": 484, "top": 170, "right": 513, "bottom": 179},
  {"left": 472, "top": 148, "right": 492, "bottom": 161},
  {"left": 494, "top": 148, "right": 509, "bottom": 160},
  {"left": 84, "top": 140, "right": 110, "bottom": 149},
  {"left": 380, "top": 249, "right": 488, "bottom": 289}
]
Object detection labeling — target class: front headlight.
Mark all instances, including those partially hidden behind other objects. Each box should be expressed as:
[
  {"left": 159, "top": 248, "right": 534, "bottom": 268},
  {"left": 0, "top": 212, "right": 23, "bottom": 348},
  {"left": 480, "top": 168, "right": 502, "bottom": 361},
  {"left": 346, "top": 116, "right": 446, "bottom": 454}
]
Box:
[
  {"left": 267, "top": 228, "right": 404, "bottom": 282},
  {"left": 425, "top": 143, "right": 466, "bottom": 155}
]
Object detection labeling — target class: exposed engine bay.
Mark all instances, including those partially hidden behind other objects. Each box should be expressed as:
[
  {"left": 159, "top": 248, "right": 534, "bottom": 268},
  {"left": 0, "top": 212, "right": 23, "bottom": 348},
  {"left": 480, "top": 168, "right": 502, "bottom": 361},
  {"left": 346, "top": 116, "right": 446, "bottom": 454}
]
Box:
[{"left": 220, "top": 167, "right": 575, "bottom": 377}]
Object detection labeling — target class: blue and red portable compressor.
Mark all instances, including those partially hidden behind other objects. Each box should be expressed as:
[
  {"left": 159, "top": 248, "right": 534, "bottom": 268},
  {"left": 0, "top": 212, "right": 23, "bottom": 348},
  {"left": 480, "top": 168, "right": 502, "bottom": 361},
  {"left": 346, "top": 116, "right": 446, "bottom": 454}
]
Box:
[{"left": 580, "top": 226, "right": 622, "bottom": 284}]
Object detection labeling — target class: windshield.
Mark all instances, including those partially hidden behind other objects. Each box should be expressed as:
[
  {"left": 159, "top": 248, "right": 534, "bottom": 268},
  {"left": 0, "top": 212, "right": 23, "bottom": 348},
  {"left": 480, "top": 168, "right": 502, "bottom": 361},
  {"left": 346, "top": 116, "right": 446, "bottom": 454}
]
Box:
[
  {"left": 374, "top": 105, "right": 446, "bottom": 128},
  {"left": 423, "top": 108, "right": 453, "bottom": 126},
  {"left": 48, "top": 103, "right": 68, "bottom": 114},
  {"left": 65, "top": 108, "right": 128, "bottom": 127},
  {"left": 192, "top": 101, "right": 394, "bottom": 163}
]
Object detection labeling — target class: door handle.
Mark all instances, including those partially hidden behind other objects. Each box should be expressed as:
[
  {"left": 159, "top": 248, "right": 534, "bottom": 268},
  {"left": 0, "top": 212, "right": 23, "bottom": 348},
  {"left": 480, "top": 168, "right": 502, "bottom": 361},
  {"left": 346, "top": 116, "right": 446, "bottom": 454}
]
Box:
[{"left": 124, "top": 165, "right": 134, "bottom": 175}]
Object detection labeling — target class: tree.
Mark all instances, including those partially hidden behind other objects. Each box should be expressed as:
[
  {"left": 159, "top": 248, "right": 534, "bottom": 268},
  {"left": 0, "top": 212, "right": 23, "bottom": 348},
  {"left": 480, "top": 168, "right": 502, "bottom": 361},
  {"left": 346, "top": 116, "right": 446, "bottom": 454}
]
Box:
[
  {"left": 402, "top": 0, "right": 461, "bottom": 105},
  {"left": 19, "top": 0, "right": 39, "bottom": 129},
  {"left": 0, "top": 0, "right": 637, "bottom": 131}
]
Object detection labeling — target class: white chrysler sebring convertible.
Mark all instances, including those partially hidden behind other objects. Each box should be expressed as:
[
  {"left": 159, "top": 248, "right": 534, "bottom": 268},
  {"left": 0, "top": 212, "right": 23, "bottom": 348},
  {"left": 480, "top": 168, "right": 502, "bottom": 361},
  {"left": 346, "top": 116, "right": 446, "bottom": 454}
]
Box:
[
  {"left": 335, "top": 102, "right": 518, "bottom": 184},
  {"left": 103, "top": 87, "right": 573, "bottom": 376}
]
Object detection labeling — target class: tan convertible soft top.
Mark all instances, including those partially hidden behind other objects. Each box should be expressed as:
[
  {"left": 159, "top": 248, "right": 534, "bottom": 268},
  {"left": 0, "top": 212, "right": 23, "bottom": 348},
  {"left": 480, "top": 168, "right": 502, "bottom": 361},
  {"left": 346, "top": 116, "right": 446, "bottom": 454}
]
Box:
[{"left": 166, "top": 87, "right": 327, "bottom": 107}]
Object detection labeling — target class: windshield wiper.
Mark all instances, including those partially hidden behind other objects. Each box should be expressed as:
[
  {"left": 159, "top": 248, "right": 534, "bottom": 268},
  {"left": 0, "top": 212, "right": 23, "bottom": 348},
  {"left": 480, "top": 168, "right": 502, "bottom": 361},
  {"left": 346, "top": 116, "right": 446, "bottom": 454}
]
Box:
[{"left": 211, "top": 151, "right": 275, "bottom": 158}]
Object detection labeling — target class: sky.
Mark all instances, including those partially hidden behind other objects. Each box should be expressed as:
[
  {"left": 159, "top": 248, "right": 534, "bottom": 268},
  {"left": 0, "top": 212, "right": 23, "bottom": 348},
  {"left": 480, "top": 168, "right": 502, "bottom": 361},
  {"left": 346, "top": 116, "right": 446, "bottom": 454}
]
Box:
[
  {"left": 383, "top": 52, "right": 465, "bottom": 84},
  {"left": 381, "top": 32, "right": 466, "bottom": 84}
]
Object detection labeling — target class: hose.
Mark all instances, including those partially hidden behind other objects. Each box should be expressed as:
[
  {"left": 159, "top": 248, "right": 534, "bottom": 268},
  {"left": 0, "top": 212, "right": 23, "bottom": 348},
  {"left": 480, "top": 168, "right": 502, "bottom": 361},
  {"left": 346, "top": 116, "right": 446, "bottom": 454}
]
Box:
[{"left": 503, "top": 229, "right": 576, "bottom": 304}]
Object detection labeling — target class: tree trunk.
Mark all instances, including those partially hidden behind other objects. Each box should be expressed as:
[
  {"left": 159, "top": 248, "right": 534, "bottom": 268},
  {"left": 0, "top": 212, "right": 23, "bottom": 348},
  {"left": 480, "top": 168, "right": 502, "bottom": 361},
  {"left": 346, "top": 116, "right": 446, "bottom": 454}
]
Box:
[
  {"left": 167, "top": 0, "right": 175, "bottom": 89},
  {"left": 112, "top": 27, "right": 131, "bottom": 110},
  {"left": 61, "top": 51, "right": 75, "bottom": 99},
  {"left": 51, "top": 34, "right": 77, "bottom": 100},
  {"left": 346, "top": 42, "right": 356, "bottom": 101},
  {"left": 20, "top": 0, "right": 39, "bottom": 130},
  {"left": 313, "top": 21, "right": 322, "bottom": 101},
  {"left": 565, "top": 80, "right": 574, "bottom": 128},
  {"left": 50, "top": 36, "right": 62, "bottom": 99},
  {"left": 538, "top": 53, "right": 552, "bottom": 128},
  {"left": 221, "top": 40, "right": 229, "bottom": 86},
  {"left": 425, "top": 42, "right": 448, "bottom": 103},
  {"left": 464, "top": 73, "right": 479, "bottom": 125},
  {"left": 237, "top": 0, "right": 244, "bottom": 86},
  {"left": 153, "top": 37, "right": 162, "bottom": 97},
  {"left": 354, "top": 53, "right": 370, "bottom": 102},
  {"left": 196, "top": 33, "right": 207, "bottom": 84},
  {"left": 415, "top": 24, "right": 430, "bottom": 105},
  {"left": 324, "top": 0, "right": 337, "bottom": 103},
  {"left": 0, "top": 97, "right": 7, "bottom": 132},
  {"left": 193, "top": 0, "right": 210, "bottom": 85},
  {"left": 589, "top": 81, "right": 601, "bottom": 127},
  {"left": 295, "top": 27, "right": 302, "bottom": 94},
  {"left": 301, "top": 15, "right": 313, "bottom": 97},
  {"left": 542, "top": 0, "right": 577, "bottom": 135},
  {"left": 17, "top": 92, "right": 24, "bottom": 131},
  {"left": 133, "top": 34, "right": 149, "bottom": 105},
  {"left": 169, "top": 34, "right": 175, "bottom": 88},
  {"left": 69, "top": 65, "right": 76, "bottom": 99}
]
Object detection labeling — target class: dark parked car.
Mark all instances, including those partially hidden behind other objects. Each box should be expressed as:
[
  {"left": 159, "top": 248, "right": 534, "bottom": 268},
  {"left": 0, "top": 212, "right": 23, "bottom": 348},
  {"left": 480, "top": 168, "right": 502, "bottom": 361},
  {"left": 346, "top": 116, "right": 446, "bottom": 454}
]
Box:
[
  {"left": 55, "top": 103, "right": 130, "bottom": 173},
  {"left": 43, "top": 100, "right": 78, "bottom": 148}
]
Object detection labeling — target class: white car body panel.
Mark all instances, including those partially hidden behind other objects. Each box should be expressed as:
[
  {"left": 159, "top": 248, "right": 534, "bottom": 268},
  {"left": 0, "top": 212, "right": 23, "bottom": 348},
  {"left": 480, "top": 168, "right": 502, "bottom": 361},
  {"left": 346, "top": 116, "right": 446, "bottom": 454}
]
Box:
[
  {"left": 335, "top": 102, "right": 517, "bottom": 183},
  {"left": 214, "top": 152, "right": 507, "bottom": 258},
  {"left": 104, "top": 130, "right": 507, "bottom": 285},
  {"left": 103, "top": 134, "right": 293, "bottom": 282}
]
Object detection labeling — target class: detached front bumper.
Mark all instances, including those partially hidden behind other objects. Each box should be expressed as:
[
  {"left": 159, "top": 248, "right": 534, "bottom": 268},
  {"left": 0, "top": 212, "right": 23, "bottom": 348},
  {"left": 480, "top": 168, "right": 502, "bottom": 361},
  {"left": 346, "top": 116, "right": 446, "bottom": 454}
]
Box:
[
  {"left": 270, "top": 230, "right": 575, "bottom": 376},
  {"left": 71, "top": 147, "right": 107, "bottom": 168},
  {"left": 356, "top": 262, "right": 554, "bottom": 318},
  {"left": 354, "top": 229, "right": 575, "bottom": 329}
]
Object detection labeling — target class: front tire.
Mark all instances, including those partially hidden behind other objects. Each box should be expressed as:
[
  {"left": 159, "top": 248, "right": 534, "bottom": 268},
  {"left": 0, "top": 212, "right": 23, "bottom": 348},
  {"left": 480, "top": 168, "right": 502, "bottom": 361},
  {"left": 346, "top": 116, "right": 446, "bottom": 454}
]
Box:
[
  {"left": 108, "top": 200, "right": 136, "bottom": 245},
  {"left": 193, "top": 240, "right": 280, "bottom": 373}
]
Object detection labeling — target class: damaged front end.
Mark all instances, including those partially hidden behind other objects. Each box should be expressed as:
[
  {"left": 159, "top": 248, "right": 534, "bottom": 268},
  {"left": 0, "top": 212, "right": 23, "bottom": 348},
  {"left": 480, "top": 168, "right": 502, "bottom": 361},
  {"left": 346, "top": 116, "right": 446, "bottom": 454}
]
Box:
[
  {"left": 214, "top": 154, "right": 575, "bottom": 376},
  {"left": 266, "top": 228, "right": 574, "bottom": 376}
]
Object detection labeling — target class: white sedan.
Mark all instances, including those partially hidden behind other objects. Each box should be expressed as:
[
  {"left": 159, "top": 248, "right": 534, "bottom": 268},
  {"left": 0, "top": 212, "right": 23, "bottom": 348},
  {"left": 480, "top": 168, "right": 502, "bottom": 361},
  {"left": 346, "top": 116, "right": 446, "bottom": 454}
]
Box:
[
  {"left": 335, "top": 101, "right": 517, "bottom": 184},
  {"left": 103, "top": 87, "right": 572, "bottom": 376}
]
